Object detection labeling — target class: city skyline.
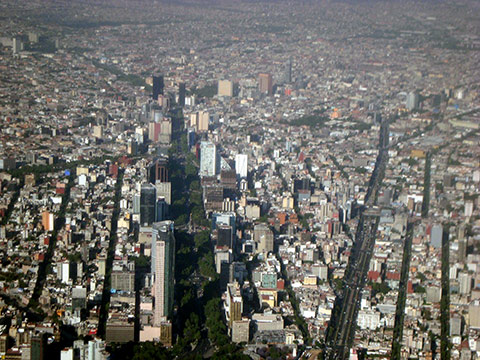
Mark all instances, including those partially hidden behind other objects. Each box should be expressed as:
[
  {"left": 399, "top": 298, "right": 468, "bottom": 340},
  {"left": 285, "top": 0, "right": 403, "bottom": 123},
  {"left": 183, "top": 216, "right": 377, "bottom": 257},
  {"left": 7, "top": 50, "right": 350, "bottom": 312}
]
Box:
[{"left": 0, "top": 0, "right": 479, "bottom": 359}]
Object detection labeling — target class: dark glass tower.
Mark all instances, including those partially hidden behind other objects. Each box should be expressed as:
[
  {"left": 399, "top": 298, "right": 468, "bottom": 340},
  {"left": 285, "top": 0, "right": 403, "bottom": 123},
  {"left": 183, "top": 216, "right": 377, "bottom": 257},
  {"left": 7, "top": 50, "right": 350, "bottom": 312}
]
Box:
[
  {"left": 152, "top": 75, "right": 164, "bottom": 100},
  {"left": 140, "top": 183, "right": 156, "bottom": 225},
  {"left": 178, "top": 82, "right": 186, "bottom": 107}
]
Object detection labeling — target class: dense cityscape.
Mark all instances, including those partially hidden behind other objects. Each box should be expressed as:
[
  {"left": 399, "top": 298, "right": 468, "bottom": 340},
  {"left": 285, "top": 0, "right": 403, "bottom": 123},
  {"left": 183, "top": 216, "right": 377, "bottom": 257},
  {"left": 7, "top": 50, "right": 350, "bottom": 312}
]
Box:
[{"left": 0, "top": 0, "right": 479, "bottom": 359}]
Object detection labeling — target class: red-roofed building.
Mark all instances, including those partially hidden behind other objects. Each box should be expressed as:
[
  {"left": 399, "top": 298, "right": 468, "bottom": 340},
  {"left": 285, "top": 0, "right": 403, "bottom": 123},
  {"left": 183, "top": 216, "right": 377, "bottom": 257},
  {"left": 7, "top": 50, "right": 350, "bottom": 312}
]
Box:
[
  {"left": 407, "top": 280, "right": 413, "bottom": 294},
  {"left": 368, "top": 271, "right": 381, "bottom": 282},
  {"left": 386, "top": 272, "right": 400, "bottom": 281}
]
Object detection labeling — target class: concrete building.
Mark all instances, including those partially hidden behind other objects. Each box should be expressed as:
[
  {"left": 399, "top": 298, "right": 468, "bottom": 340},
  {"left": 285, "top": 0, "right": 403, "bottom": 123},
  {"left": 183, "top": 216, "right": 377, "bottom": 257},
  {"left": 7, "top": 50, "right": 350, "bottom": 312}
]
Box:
[
  {"left": 152, "top": 221, "right": 175, "bottom": 326},
  {"left": 235, "top": 154, "right": 248, "bottom": 179},
  {"left": 200, "top": 141, "right": 219, "bottom": 177},
  {"left": 254, "top": 224, "right": 274, "bottom": 254},
  {"left": 232, "top": 319, "right": 250, "bottom": 343},
  {"left": 406, "top": 92, "right": 419, "bottom": 111},
  {"left": 430, "top": 224, "right": 443, "bottom": 249},
  {"left": 258, "top": 73, "right": 273, "bottom": 95},
  {"left": 226, "top": 282, "right": 243, "bottom": 327},
  {"left": 218, "top": 80, "right": 233, "bottom": 97}
]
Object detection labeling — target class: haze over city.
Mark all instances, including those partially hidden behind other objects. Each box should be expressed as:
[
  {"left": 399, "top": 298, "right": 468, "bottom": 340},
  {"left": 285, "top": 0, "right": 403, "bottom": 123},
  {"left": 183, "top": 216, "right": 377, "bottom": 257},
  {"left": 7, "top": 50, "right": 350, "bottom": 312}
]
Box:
[{"left": 0, "top": 0, "right": 479, "bottom": 359}]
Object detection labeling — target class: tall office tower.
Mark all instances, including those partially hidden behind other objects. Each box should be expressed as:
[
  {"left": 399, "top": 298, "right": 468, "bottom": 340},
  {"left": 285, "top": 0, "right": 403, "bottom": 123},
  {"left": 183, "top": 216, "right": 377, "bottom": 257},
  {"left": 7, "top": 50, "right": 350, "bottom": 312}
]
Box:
[
  {"left": 156, "top": 198, "right": 168, "bottom": 222},
  {"left": 133, "top": 194, "right": 141, "bottom": 214},
  {"left": 458, "top": 239, "right": 467, "bottom": 262},
  {"left": 212, "top": 212, "right": 236, "bottom": 231},
  {"left": 284, "top": 58, "right": 292, "bottom": 83},
  {"left": 148, "top": 122, "right": 162, "bottom": 142},
  {"left": 127, "top": 139, "right": 138, "bottom": 155},
  {"left": 140, "top": 184, "right": 157, "bottom": 226},
  {"left": 149, "top": 159, "right": 169, "bottom": 184},
  {"left": 158, "top": 118, "right": 172, "bottom": 144},
  {"left": 406, "top": 92, "right": 419, "bottom": 111},
  {"left": 217, "top": 224, "right": 233, "bottom": 248},
  {"left": 459, "top": 272, "right": 472, "bottom": 295},
  {"left": 430, "top": 224, "right": 443, "bottom": 249},
  {"left": 31, "top": 334, "right": 47, "bottom": 360},
  {"left": 200, "top": 141, "right": 219, "bottom": 177},
  {"left": 152, "top": 75, "right": 164, "bottom": 101},
  {"left": 187, "top": 128, "right": 195, "bottom": 148},
  {"left": 42, "top": 210, "right": 54, "bottom": 231},
  {"left": 12, "top": 37, "right": 21, "bottom": 54},
  {"left": 198, "top": 111, "right": 209, "bottom": 132},
  {"left": 258, "top": 73, "right": 273, "bottom": 95},
  {"left": 226, "top": 282, "right": 243, "bottom": 327},
  {"left": 235, "top": 154, "right": 248, "bottom": 179},
  {"left": 178, "top": 82, "right": 186, "bottom": 107},
  {"left": 254, "top": 224, "right": 274, "bottom": 254},
  {"left": 155, "top": 181, "right": 172, "bottom": 205},
  {"left": 152, "top": 221, "right": 175, "bottom": 326},
  {"left": 218, "top": 80, "right": 234, "bottom": 97}
]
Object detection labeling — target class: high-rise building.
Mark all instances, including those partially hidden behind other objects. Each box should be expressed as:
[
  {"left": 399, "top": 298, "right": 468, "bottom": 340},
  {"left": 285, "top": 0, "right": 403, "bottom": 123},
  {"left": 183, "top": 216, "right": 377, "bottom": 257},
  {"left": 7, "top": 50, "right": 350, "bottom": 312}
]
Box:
[
  {"left": 212, "top": 212, "right": 236, "bottom": 236},
  {"left": 178, "top": 82, "right": 186, "bottom": 107},
  {"left": 226, "top": 282, "right": 243, "bottom": 327},
  {"left": 406, "top": 92, "right": 419, "bottom": 111},
  {"left": 218, "top": 80, "right": 234, "bottom": 97},
  {"left": 87, "top": 339, "right": 106, "bottom": 360},
  {"left": 258, "top": 73, "right": 273, "bottom": 95},
  {"left": 152, "top": 221, "right": 175, "bottom": 326},
  {"left": 155, "top": 181, "right": 172, "bottom": 205},
  {"left": 198, "top": 111, "right": 209, "bottom": 132},
  {"left": 430, "top": 224, "right": 443, "bottom": 249},
  {"left": 0, "top": 334, "right": 10, "bottom": 355},
  {"left": 469, "top": 300, "right": 480, "bottom": 328},
  {"left": 200, "top": 141, "right": 219, "bottom": 177},
  {"left": 93, "top": 125, "right": 103, "bottom": 139},
  {"left": 235, "top": 154, "right": 248, "bottom": 179},
  {"left": 42, "top": 210, "right": 54, "bottom": 232},
  {"left": 458, "top": 238, "right": 467, "bottom": 262},
  {"left": 72, "top": 287, "right": 87, "bottom": 312},
  {"left": 12, "top": 37, "right": 21, "bottom": 54},
  {"left": 152, "top": 75, "right": 164, "bottom": 101},
  {"left": 148, "top": 119, "right": 171, "bottom": 144},
  {"left": 31, "top": 333, "right": 47, "bottom": 360},
  {"left": 140, "top": 184, "right": 157, "bottom": 226},
  {"left": 217, "top": 224, "right": 233, "bottom": 248},
  {"left": 149, "top": 159, "right": 169, "bottom": 184},
  {"left": 254, "top": 224, "right": 274, "bottom": 254},
  {"left": 156, "top": 198, "right": 168, "bottom": 222},
  {"left": 111, "top": 270, "right": 135, "bottom": 293},
  {"left": 57, "top": 261, "right": 70, "bottom": 284},
  {"left": 148, "top": 122, "right": 161, "bottom": 143},
  {"left": 459, "top": 272, "right": 472, "bottom": 295}
]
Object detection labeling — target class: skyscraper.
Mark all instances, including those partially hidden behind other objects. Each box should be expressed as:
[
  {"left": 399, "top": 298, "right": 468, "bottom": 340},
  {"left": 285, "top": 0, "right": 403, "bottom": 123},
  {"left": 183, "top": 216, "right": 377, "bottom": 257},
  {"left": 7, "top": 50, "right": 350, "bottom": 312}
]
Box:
[
  {"left": 152, "top": 221, "right": 175, "bottom": 326},
  {"left": 198, "top": 111, "right": 209, "bottom": 132},
  {"left": 218, "top": 80, "right": 234, "bottom": 97},
  {"left": 406, "top": 92, "right": 419, "bottom": 111},
  {"left": 152, "top": 75, "right": 164, "bottom": 101},
  {"left": 178, "top": 82, "right": 186, "bottom": 107},
  {"left": 200, "top": 141, "right": 219, "bottom": 177},
  {"left": 258, "top": 73, "right": 273, "bottom": 95},
  {"left": 149, "top": 158, "right": 169, "bottom": 184},
  {"left": 12, "top": 37, "right": 21, "bottom": 54},
  {"left": 235, "top": 154, "right": 248, "bottom": 179},
  {"left": 156, "top": 198, "right": 168, "bottom": 222},
  {"left": 140, "top": 184, "right": 156, "bottom": 226}
]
